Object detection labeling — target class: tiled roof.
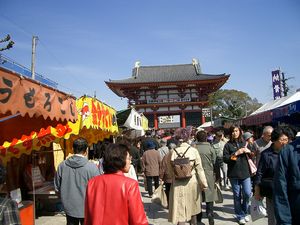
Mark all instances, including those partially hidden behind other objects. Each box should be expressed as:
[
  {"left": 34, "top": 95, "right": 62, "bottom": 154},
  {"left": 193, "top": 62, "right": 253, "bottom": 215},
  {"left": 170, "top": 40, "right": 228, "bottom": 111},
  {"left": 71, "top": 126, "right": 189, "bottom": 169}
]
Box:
[{"left": 106, "top": 63, "right": 229, "bottom": 84}]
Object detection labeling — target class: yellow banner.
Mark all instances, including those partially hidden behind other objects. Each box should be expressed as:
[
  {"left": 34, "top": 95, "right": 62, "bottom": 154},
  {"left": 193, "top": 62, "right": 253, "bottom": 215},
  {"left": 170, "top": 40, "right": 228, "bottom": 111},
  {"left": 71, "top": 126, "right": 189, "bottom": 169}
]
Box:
[
  {"left": 64, "top": 96, "right": 118, "bottom": 139},
  {"left": 62, "top": 96, "right": 118, "bottom": 155}
]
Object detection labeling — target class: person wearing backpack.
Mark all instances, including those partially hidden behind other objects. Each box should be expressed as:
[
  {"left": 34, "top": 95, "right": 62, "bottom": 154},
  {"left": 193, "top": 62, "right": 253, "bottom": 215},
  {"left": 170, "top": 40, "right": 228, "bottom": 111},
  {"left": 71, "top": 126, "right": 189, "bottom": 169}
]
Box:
[{"left": 168, "top": 128, "right": 207, "bottom": 225}]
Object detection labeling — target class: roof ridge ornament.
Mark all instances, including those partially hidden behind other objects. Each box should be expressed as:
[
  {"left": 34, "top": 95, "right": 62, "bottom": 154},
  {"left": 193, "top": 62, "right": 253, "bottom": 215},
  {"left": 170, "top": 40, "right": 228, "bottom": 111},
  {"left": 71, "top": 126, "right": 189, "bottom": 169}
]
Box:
[
  {"left": 132, "top": 61, "right": 141, "bottom": 79},
  {"left": 192, "top": 58, "right": 201, "bottom": 75}
]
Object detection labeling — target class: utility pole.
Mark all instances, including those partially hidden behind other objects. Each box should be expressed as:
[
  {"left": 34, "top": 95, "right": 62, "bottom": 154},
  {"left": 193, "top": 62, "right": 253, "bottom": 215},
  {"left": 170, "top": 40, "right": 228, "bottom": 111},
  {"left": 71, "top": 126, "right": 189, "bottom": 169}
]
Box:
[{"left": 31, "top": 36, "right": 38, "bottom": 80}]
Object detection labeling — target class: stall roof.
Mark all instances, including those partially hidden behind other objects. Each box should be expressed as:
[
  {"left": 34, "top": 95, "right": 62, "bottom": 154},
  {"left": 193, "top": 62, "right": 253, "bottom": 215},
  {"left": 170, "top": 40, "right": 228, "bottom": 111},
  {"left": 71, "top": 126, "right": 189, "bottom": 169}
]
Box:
[
  {"left": 197, "top": 121, "right": 213, "bottom": 128},
  {"left": 250, "top": 91, "right": 300, "bottom": 116},
  {"left": 116, "top": 108, "right": 131, "bottom": 127},
  {"left": 243, "top": 90, "right": 300, "bottom": 126}
]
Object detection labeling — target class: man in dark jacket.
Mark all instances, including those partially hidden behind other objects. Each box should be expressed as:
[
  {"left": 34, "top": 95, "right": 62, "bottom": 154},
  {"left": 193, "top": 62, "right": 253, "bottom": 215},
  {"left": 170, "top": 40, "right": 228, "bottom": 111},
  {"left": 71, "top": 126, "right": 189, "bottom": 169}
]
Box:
[
  {"left": 54, "top": 138, "right": 100, "bottom": 225},
  {"left": 274, "top": 137, "right": 300, "bottom": 225}
]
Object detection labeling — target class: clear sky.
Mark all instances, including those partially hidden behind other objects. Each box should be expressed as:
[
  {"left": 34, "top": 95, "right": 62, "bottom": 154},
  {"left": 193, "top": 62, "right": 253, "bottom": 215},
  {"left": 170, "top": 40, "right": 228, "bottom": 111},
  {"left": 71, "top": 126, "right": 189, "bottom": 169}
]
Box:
[{"left": 1, "top": 0, "right": 299, "bottom": 110}]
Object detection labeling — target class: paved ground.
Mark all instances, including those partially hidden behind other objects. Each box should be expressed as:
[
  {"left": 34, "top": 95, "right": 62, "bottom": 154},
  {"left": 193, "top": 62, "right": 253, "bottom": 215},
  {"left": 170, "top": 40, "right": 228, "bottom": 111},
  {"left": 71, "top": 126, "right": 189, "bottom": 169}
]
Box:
[{"left": 35, "top": 177, "right": 267, "bottom": 225}]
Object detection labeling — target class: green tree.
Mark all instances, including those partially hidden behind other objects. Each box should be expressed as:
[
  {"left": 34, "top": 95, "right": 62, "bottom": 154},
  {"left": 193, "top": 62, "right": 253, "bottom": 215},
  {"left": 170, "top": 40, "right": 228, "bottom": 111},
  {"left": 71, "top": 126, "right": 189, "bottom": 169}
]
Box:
[{"left": 209, "top": 89, "right": 262, "bottom": 119}]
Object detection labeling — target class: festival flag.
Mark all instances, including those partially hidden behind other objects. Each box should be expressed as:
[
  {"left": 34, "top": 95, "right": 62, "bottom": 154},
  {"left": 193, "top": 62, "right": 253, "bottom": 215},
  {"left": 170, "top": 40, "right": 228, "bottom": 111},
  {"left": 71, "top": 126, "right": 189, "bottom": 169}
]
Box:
[{"left": 272, "top": 70, "right": 282, "bottom": 100}]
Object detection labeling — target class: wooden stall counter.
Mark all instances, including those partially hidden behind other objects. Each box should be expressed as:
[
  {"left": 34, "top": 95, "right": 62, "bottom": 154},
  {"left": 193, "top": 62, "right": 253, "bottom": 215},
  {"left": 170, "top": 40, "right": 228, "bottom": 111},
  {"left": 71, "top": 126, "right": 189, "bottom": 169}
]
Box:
[
  {"left": 28, "top": 181, "right": 58, "bottom": 199},
  {"left": 28, "top": 181, "right": 60, "bottom": 216}
]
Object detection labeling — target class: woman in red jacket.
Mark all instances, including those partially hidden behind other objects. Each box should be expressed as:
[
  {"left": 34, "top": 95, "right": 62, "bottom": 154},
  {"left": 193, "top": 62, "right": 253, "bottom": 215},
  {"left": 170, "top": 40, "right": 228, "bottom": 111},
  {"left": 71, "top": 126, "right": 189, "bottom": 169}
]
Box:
[{"left": 84, "top": 143, "right": 148, "bottom": 225}]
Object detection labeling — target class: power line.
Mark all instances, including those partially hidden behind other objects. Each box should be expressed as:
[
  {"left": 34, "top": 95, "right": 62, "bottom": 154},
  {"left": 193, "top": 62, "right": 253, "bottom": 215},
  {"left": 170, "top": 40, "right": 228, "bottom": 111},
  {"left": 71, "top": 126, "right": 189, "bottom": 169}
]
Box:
[
  {"left": 38, "top": 39, "right": 91, "bottom": 94},
  {"left": 0, "top": 14, "right": 33, "bottom": 38},
  {"left": 0, "top": 14, "right": 92, "bottom": 98}
]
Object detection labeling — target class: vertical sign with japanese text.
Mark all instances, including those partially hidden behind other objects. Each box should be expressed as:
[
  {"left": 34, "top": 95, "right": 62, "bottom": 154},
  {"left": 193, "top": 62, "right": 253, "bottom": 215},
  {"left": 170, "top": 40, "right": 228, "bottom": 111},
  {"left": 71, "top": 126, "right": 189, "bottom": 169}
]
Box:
[{"left": 272, "top": 70, "right": 282, "bottom": 100}]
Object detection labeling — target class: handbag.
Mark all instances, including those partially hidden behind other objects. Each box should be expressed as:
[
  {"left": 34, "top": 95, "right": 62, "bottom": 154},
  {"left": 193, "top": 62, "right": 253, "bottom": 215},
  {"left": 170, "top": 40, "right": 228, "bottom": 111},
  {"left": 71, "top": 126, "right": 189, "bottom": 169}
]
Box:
[
  {"left": 250, "top": 197, "right": 267, "bottom": 221},
  {"left": 214, "top": 183, "right": 223, "bottom": 204},
  {"left": 151, "top": 183, "right": 168, "bottom": 208},
  {"left": 246, "top": 154, "right": 257, "bottom": 176}
]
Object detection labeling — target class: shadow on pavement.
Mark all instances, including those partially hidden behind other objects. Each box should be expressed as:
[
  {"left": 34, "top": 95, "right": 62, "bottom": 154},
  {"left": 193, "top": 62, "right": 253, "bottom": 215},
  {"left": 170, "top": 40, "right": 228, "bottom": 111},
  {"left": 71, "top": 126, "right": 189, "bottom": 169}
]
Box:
[
  {"left": 144, "top": 202, "right": 169, "bottom": 220},
  {"left": 221, "top": 193, "right": 233, "bottom": 199}
]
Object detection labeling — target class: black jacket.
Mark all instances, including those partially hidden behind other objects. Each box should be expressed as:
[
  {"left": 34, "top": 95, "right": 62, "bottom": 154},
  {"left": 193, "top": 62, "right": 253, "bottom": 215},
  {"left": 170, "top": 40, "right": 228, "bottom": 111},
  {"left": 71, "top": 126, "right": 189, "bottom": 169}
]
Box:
[
  {"left": 255, "top": 144, "right": 279, "bottom": 197},
  {"left": 223, "top": 140, "right": 251, "bottom": 179}
]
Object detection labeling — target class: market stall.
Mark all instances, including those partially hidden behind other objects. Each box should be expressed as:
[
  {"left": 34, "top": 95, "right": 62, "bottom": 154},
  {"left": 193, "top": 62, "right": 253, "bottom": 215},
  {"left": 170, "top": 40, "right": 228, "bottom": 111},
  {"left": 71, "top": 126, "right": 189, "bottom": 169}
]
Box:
[
  {"left": 242, "top": 90, "right": 300, "bottom": 127},
  {"left": 116, "top": 108, "right": 148, "bottom": 138},
  {"left": 272, "top": 90, "right": 300, "bottom": 126},
  {"left": 3, "top": 96, "right": 119, "bottom": 221},
  {"left": 0, "top": 67, "right": 77, "bottom": 179},
  {"left": 0, "top": 67, "right": 77, "bottom": 224},
  {"left": 61, "top": 95, "right": 119, "bottom": 156}
]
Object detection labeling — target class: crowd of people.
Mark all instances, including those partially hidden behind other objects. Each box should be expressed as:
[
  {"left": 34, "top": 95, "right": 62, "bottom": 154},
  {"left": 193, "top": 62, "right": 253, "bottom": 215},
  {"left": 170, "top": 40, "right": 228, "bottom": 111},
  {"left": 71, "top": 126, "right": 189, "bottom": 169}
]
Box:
[{"left": 1, "top": 124, "right": 299, "bottom": 225}]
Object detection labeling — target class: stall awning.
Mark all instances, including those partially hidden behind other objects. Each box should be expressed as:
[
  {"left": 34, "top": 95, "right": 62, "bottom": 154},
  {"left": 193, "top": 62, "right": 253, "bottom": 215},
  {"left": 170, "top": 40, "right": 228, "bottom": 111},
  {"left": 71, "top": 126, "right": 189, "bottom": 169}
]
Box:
[
  {"left": 242, "top": 91, "right": 300, "bottom": 126},
  {"left": 0, "top": 123, "right": 73, "bottom": 165},
  {"left": 0, "top": 68, "right": 77, "bottom": 122},
  {"left": 0, "top": 96, "right": 119, "bottom": 165},
  {"left": 243, "top": 111, "right": 273, "bottom": 126}
]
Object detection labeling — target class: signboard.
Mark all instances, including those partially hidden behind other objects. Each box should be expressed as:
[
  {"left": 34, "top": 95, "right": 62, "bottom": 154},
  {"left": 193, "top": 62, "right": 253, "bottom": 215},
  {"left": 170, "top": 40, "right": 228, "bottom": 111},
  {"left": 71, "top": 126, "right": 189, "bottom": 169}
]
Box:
[
  {"left": 0, "top": 68, "right": 77, "bottom": 122},
  {"left": 158, "top": 115, "right": 180, "bottom": 124},
  {"left": 148, "top": 97, "right": 190, "bottom": 104},
  {"left": 272, "top": 70, "right": 282, "bottom": 100},
  {"left": 202, "top": 108, "right": 211, "bottom": 117},
  {"left": 158, "top": 115, "right": 180, "bottom": 129}
]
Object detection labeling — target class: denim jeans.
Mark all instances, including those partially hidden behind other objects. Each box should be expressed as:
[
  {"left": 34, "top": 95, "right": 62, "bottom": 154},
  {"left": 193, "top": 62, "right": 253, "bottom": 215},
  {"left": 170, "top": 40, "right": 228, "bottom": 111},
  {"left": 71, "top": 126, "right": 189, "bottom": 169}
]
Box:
[{"left": 230, "top": 177, "right": 252, "bottom": 220}]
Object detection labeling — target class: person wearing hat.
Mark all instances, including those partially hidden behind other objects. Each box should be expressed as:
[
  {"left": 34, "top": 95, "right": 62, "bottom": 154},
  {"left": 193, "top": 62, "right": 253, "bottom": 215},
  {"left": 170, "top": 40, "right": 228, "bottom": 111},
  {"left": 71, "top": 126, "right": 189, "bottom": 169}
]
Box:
[
  {"left": 242, "top": 131, "right": 257, "bottom": 161},
  {"left": 141, "top": 141, "right": 161, "bottom": 197},
  {"left": 242, "top": 131, "right": 258, "bottom": 193},
  {"left": 0, "top": 164, "right": 21, "bottom": 225},
  {"left": 140, "top": 130, "right": 160, "bottom": 155},
  {"left": 243, "top": 132, "right": 253, "bottom": 143}
]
